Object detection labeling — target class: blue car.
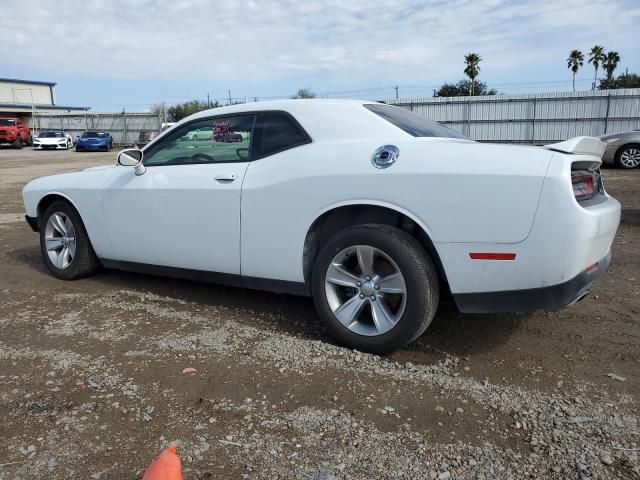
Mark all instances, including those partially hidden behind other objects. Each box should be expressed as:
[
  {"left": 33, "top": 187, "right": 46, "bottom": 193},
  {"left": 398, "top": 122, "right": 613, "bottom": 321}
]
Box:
[{"left": 76, "top": 131, "right": 113, "bottom": 152}]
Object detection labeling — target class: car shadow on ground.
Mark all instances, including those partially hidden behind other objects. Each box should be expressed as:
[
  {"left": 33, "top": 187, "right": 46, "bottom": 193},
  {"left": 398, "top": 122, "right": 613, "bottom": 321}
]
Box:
[
  {"left": 10, "top": 244, "right": 529, "bottom": 363},
  {"left": 621, "top": 208, "right": 640, "bottom": 225}
]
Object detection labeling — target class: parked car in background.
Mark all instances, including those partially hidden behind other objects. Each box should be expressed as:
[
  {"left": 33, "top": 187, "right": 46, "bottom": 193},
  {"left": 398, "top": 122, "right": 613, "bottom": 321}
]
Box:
[
  {"left": 75, "top": 131, "right": 113, "bottom": 152},
  {"left": 0, "top": 118, "right": 31, "bottom": 148},
  {"left": 33, "top": 131, "right": 73, "bottom": 150},
  {"left": 599, "top": 130, "right": 640, "bottom": 169},
  {"left": 22, "top": 100, "right": 621, "bottom": 353}
]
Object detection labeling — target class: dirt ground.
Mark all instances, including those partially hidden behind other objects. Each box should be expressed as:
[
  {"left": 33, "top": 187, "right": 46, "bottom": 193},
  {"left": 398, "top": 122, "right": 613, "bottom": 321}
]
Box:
[{"left": 0, "top": 147, "right": 638, "bottom": 479}]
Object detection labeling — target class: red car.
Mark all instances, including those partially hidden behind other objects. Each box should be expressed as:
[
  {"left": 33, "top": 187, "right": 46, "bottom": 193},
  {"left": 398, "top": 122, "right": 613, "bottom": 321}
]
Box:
[{"left": 0, "top": 117, "right": 31, "bottom": 148}]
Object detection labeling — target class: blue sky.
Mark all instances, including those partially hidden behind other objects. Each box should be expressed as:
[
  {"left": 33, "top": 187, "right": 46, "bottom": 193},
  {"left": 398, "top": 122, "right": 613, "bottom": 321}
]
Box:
[{"left": 3, "top": 0, "right": 639, "bottom": 111}]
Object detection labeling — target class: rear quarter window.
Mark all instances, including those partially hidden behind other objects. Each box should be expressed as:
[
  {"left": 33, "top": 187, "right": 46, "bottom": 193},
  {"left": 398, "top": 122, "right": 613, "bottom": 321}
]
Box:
[{"left": 253, "top": 112, "right": 310, "bottom": 159}]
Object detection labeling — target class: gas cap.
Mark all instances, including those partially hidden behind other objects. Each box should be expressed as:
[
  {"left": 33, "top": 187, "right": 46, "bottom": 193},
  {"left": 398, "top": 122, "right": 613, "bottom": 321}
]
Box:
[{"left": 371, "top": 145, "right": 399, "bottom": 169}]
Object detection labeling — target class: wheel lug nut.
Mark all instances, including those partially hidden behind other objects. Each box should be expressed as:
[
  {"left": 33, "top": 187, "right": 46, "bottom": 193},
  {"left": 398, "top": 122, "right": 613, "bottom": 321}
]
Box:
[
  {"left": 374, "top": 284, "right": 380, "bottom": 290},
  {"left": 356, "top": 281, "right": 362, "bottom": 287},
  {"left": 365, "top": 276, "right": 371, "bottom": 281},
  {"left": 370, "top": 295, "right": 376, "bottom": 301},
  {"left": 359, "top": 293, "right": 365, "bottom": 299}
]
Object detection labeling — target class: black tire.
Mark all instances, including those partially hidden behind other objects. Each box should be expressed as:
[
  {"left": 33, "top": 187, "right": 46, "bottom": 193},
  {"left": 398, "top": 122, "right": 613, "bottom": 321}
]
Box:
[
  {"left": 75, "top": 147, "right": 82, "bottom": 152},
  {"left": 14, "top": 136, "right": 23, "bottom": 149},
  {"left": 26, "top": 135, "right": 33, "bottom": 146},
  {"left": 614, "top": 143, "right": 640, "bottom": 169},
  {"left": 40, "top": 200, "right": 100, "bottom": 280},
  {"left": 311, "top": 224, "right": 439, "bottom": 354}
]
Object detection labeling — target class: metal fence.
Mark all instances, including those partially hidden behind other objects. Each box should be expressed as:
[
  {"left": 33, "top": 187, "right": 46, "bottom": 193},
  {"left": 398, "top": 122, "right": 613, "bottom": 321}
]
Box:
[
  {"left": 30, "top": 112, "right": 162, "bottom": 146},
  {"left": 386, "top": 88, "right": 640, "bottom": 143}
]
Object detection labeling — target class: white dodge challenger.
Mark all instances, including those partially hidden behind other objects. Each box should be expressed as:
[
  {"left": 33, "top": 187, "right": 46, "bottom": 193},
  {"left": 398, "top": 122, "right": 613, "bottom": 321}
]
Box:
[{"left": 22, "top": 100, "right": 621, "bottom": 353}]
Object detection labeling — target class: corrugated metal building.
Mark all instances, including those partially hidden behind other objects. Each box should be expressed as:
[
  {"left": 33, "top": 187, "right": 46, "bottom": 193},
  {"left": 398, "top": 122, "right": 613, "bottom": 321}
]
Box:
[{"left": 387, "top": 88, "right": 640, "bottom": 143}]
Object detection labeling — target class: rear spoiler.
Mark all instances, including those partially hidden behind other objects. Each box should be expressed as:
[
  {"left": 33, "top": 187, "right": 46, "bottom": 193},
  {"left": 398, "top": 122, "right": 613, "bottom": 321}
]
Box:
[{"left": 543, "top": 136, "right": 606, "bottom": 158}]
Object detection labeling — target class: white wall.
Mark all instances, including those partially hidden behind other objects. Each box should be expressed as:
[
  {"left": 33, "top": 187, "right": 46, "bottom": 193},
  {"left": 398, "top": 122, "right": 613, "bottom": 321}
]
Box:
[{"left": 0, "top": 81, "right": 53, "bottom": 105}]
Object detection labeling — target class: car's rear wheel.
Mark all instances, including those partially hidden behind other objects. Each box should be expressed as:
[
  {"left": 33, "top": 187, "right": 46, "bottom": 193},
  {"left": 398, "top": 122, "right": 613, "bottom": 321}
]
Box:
[
  {"left": 26, "top": 135, "right": 33, "bottom": 146},
  {"left": 311, "top": 224, "right": 439, "bottom": 354},
  {"left": 40, "top": 200, "right": 99, "bottom": 280},
  {"left": 13, "top": 136, "right": 23, "bottom": 149},
  {"left": 615, "top": 144, "right": 640, "bottom": 169}
]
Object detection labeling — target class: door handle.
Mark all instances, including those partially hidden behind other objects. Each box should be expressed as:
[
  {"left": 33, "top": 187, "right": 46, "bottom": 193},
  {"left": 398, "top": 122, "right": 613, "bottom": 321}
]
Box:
[{"left": 215, "top": 174, "right": 236, "bottom": 182}]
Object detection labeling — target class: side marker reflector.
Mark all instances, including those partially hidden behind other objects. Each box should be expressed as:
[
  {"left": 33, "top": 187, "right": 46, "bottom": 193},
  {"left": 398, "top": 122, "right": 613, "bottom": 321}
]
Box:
[
  {"left": 469, "top": 253, "right": 516, "bottom": 261},
  {"left": 585, "top": 262, "right": 598, "bottom": 274}
]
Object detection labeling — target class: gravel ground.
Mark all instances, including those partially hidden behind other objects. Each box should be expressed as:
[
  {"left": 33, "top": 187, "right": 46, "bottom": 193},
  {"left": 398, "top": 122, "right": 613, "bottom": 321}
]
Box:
[{"left": 0, "top": 147, "right": 638, "bottom": 479}]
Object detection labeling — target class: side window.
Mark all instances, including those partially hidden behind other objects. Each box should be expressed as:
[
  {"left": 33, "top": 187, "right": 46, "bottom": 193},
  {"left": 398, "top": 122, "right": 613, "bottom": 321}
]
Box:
[
  {"left": 253, "top": 112, "right": 310, "bottom": 159},
  {"left": 144, "top": 115, "right": 255, "bottom": 166}
]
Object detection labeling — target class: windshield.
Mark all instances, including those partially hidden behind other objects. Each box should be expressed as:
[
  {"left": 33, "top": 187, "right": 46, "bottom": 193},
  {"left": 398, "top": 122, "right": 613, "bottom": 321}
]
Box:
[
  {"left": 0, "top": 119, "right": 16, "bottom": 126},
  {"left": 81, "top": 131, "right": 106, "bottom": 138},
  {"left": 365, "top": 104, "right": 467, "bottom": 139},
  {"left": 39, "top": 131, "right": 64, "bottom": 138}
]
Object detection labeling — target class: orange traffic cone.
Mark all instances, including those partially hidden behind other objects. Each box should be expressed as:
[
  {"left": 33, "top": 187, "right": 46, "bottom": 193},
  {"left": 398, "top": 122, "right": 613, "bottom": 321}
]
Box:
[{"left": 142, "top": 445, "right": 183, "bottom": 480}]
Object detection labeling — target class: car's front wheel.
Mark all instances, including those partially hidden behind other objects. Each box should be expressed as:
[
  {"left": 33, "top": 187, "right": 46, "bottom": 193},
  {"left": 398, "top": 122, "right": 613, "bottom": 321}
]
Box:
[
  {"left": 40, "top": 200, "right": 99, "bottom": 280},
  {"left": 13, "top": 136, "right": 23, "bottom": 149},
  {"left": 311, "top": 224, "right": 439, "bottom": 354}
]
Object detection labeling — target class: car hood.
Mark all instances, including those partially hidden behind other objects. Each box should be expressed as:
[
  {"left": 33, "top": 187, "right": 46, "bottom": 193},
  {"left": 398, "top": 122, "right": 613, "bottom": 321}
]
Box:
[
  {"left": 78, "top": 137, "right": 108, "bottom": 143},
  {"left": 83, "top": 165, "right": 115, "bottom": 172}
]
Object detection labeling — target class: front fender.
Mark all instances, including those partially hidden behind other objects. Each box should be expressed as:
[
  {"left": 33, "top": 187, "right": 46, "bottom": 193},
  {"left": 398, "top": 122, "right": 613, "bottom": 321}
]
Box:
[{"left": 22, "top": 170, "right": 117, "bottom": 258}]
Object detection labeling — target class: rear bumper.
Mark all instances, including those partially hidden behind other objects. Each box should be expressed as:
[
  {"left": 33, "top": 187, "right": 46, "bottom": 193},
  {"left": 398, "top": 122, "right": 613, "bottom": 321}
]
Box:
[{"left": 454, "top": 251, "right": 610, "bottom": 313}]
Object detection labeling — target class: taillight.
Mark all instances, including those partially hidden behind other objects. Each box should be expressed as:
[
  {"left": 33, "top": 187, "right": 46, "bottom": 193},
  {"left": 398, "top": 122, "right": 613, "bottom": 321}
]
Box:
[{"left": 572, "top": 173, "right": 595, "bottom": 202}]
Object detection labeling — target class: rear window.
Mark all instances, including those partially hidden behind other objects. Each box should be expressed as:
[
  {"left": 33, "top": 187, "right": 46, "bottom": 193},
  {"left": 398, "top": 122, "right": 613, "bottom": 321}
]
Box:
[{"left": 364, "top": 104, "right": 467, "bottom": 139}]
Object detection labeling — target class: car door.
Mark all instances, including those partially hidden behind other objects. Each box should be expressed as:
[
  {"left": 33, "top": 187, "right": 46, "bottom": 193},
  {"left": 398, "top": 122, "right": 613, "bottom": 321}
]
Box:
[{"left": 101, "top": 114, "right": 256, "bottom": 275}]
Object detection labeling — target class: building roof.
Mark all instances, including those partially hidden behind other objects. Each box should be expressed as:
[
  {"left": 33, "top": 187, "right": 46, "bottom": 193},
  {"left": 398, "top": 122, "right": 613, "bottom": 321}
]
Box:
[
  {"left": 0, "top": 77, "right": 57, "bottom": 86},
  {"left": 0, "top": 103, "right": 90, "bottom": 111}
]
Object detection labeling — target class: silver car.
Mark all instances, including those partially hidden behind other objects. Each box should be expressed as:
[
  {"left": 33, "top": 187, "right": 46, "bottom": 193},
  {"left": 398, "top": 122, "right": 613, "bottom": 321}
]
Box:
[{"left": 599, "top": 130, "right": 640, "bottom": 169}]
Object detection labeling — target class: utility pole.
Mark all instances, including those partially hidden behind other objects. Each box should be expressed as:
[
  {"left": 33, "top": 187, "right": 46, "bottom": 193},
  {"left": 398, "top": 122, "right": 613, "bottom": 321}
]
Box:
[
  {"left": 207, "top": 93, "right": 210, "bottom": 107},
  {"left": 394, "top": 85, "right": 399, "bottom": 100},
  {"left": 228, "top": 90, "right": 232, "bottom": 105}
]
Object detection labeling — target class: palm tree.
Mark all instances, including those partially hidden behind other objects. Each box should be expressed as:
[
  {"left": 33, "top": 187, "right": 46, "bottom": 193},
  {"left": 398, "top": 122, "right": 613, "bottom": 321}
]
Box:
[
  {"left": 464, "top": 53, "right": 482, "bottom": 95},
  {"left": 603, "top": 51, "right": 620, "bottom": 81},
  {"left": 567, "top": 50, "right": 584, "bottom": 92},
  {"left": 588, "top": 45, "right": 606, "bottom": 90}
]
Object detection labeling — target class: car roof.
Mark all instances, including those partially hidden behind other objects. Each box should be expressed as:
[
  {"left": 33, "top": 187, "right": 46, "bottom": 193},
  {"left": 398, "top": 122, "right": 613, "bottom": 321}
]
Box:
[{"left": 173, "top": 99, "right": 403, "bottom": 143}]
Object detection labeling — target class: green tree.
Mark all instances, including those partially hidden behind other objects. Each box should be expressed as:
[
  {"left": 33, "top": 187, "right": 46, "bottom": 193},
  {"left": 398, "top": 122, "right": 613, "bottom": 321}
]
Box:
[
  {"left": 463, "top": 53, "right": 482, "bottom": 95},
  {"left": 599, "top": 72, "right": 640, "bottom": 90},
  {"left": 603, "top": 51, "right": 621, "bottom": 81},
  {"left": 437, "top": 79, "right": 497, "bottom": 97},
  {"left": 567, "top": 49, "right": 584, "bottom": 92},
  {"left": 167, "top": 100, "right": 217, "bottom": 122},
  {"left": 291, "top": 88, "right": 316, "bottom": 99},
  {"left": 588, "top": 45, "right": 606, "bottom": 90}
]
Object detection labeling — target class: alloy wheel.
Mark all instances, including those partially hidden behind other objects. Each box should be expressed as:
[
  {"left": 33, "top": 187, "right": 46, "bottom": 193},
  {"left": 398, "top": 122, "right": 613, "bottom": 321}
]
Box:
[
  {"left": 44, "top": 212, "right": 77, "bottom": 269},
  {"left": 620, "top": 148, "right": 640, "bottom": 168},
  {"left": 325, "top": 245, "right": 407, "bottom": 336}
]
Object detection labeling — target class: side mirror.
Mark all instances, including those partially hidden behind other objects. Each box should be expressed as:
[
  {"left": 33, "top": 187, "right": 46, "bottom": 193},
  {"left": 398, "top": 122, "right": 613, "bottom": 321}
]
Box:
[{"left": 117, "top": 148, "right": 146, "bottom": 176}]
